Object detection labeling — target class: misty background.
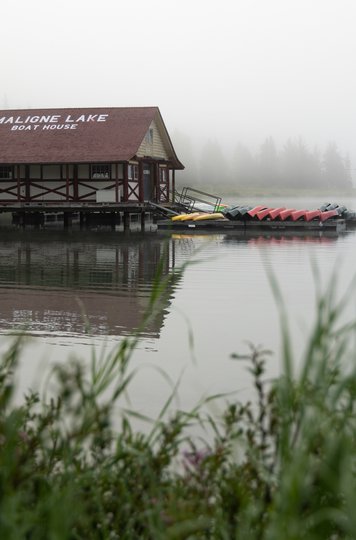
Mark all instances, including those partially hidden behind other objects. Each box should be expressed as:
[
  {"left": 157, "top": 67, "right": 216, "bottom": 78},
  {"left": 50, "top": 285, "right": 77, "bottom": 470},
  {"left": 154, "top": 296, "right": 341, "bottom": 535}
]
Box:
[{"left": 2, "top": 0, "right": 356, "bottom": 192}]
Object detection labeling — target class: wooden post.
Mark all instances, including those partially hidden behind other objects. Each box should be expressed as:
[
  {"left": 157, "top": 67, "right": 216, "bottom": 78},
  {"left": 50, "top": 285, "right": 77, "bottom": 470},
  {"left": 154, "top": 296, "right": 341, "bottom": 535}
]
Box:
[
  {"left": 17, "top": 165, "right": 21, "bottom": 202},
  {"left": 154, "top": 163, "right": 159, "bottom": 203},
  {"left": 141, "top": 211, "right": 145, "bottom": 231},
  {"left": 123, "top": 212, "right": 130, "bottom": 231},
  {"left": 115, "top": 163, "right": 119, "bottom": 203},
  {"left": 139, "top": 161, "right": 144, "bottom": 202},
  {"left": 20, "top": 212, "right": 25, "bottom": 229},
  {"left": 123, "top": 163, "right": 128, "bottom": 202},
  {"left": 64, "top": 212, "right": 72, "bottom": 229},
  {"left": 73, "top": 165, "right": 78, "bottom": 201},
  {"left": 25, "top": 165, "right": 30, "bottom": 202},
  {"left": 172, "top": 169, "right": 175, "bottom": 203},
  {"left": 66, "top": 164, "right": 69, "bottom": 201}
]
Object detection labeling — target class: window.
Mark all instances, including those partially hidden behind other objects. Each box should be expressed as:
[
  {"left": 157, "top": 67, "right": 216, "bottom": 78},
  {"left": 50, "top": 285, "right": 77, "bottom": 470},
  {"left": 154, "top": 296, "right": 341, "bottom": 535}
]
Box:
[
  {"left": 91, "top": 164, "right": 111, "bottom": 179},
  {"left": 128, "top": 164, "right": 139, "bottom": 181},
  {"left": 159, "top": 167, "right": 167, "bottom": 182},
  {"left": 145, "top": 128, "right": 154, "bottom": 145},
  {"left": 0, "top": 166, "right": 13, "bottom": 179}
]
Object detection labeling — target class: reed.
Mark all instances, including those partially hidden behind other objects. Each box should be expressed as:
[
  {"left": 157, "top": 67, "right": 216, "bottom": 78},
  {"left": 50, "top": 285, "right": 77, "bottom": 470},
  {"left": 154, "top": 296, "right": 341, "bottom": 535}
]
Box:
[{"left": 1, "top": 264, "right": 356, "bottom": 539}]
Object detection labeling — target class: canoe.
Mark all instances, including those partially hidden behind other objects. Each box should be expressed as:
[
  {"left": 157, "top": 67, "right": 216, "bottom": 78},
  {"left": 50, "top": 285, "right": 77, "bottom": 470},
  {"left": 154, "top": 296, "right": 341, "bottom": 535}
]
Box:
[
  {"left": 305, "top": 210, "right": 321, "bottom": 222},
  {"left": 325, "top": 203, "right": 339, "bottom": 211},
  {"left": 256, "top": 208, "right": 274, "bottom": 220},
  {"left": 290, "top": 210, "right": 307, "bottom": 221},
  {"left": 224, "top": 206, "right": 252, "bottom": 220},
  {"left": 247, "top": 205, "right": 268, "bottom": 217},
  {"left": 320, "top": 209, "right": 338, "bottom": 222},
  {"left": 279, "top": 208, "right": 296, "bottom": 220},
  {"left": 238, "top": 206, "right": 253, "bottom": 217},
  {"left": 223, "top": 205, "right": 244, "bottom": 220},
  {"left": 319, "top": 202, "right": 331, "bottom": 212},
  {"left": 268, "top": 207, "right": 286, "bottom": 219}
]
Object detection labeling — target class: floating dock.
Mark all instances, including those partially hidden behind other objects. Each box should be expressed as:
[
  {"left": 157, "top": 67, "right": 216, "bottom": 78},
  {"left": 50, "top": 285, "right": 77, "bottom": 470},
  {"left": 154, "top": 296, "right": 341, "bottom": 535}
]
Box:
[{"left": 157, "top": 218, "right": 346, "bottom": 234}]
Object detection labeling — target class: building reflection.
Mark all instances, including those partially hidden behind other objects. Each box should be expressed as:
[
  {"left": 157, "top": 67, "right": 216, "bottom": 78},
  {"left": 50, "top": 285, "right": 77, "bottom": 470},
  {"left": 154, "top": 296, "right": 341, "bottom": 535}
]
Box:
[{"left": 0, "top": 232, "right": 177, "bottom": 338}]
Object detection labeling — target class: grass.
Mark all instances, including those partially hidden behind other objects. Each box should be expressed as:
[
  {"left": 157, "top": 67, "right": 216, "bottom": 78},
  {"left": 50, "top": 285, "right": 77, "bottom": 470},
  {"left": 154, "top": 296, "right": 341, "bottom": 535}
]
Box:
[{"left": 1, "top": 262, "right": 356, "bottom": 538}]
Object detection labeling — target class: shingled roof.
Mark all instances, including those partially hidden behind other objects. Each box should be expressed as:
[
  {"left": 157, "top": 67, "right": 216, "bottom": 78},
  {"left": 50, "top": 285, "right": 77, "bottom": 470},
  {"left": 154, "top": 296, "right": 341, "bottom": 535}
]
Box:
[{"left": 0, "top": 106, "right": 184, "bottom": 168}]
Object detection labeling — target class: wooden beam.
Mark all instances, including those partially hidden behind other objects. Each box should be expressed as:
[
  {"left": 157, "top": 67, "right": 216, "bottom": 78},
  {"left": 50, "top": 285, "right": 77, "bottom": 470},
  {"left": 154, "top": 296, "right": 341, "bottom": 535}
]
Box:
[
  {"left": 25, "top": 165, "right": 30, "bottom": 202},
  {"left": 16, "top": 165, "right": 20, "bottom": 201},
  {"left": 66, "top": 164, "right": 69, "bottom": 200},
  {"left": 115, "top": 163, "right": 119, "bottom": 203},
  {"left": 138, "top": 161, "right": 143, "bottom": 202},
  {"left": 123, "top": 163, "right": 128, "bottom": 202}
]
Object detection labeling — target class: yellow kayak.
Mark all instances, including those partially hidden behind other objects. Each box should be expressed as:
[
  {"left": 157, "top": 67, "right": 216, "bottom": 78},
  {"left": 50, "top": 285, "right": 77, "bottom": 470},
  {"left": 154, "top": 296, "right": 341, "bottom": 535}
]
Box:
[
  {"left": 193, "top": 213, "right": 225, "bottom": 221},
  {"left": 171, "top": 212, "right": 201, "bottom": 221}
]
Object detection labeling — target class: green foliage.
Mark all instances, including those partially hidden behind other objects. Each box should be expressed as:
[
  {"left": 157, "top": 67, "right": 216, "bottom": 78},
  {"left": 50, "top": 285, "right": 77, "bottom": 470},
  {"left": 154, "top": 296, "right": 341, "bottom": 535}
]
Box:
[{"left": 2, "top": 267, "right": 356, "bottom": 538}]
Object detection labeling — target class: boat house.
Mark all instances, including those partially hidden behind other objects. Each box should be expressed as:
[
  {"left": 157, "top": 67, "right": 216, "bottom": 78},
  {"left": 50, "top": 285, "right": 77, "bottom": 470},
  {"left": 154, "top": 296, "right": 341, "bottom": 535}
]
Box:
[{"left": 0, "top": 106, "right": 184, "bottom": 207}]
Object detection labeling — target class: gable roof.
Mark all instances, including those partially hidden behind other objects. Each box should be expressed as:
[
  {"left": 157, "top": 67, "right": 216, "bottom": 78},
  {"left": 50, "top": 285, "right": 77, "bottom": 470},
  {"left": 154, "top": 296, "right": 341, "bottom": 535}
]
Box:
[{"left": 0, "top": 106, "right": 184, "bottom": 168}]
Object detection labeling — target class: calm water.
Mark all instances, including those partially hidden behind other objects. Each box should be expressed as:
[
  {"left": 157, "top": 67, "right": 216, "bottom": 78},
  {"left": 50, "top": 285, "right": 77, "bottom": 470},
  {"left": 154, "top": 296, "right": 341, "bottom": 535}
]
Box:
[{"left": 2, "top": 196, "right": 356, "bottom": 417}]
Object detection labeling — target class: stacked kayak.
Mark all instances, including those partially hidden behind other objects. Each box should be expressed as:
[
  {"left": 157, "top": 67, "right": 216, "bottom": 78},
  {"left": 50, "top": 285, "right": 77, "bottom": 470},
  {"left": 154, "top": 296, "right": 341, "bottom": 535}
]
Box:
[
  {"left": 171, "top": 212, "right": 226, "bottom": 222},
  {"left": 221, "top": 202, "right": 348, "bottom": 222},
  {"left": 167, "top": 203, "right": 355, "bottom": 234}
]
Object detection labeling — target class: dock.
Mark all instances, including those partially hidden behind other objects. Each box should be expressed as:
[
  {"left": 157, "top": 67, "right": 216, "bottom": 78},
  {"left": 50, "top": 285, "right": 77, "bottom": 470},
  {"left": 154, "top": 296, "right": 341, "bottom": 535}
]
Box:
[
  {"left": 157, "top": 218, "right": 347, "bottom": 234},
  {"left": 0, "top": 201, "right": 180, "bottom": 231}
]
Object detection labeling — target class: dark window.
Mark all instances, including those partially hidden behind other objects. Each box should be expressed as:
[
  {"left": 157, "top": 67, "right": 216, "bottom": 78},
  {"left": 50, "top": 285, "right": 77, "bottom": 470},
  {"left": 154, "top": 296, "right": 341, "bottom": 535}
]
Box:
[
  {"left": 159, "top": 168, "right": 167, "bottom": 182},
  {"left": 128, "top": 164, "right": 139, "bottom": 181},
  {"left": 91, "top": 164, "right": 111, "bottom": 179},
  {"left": 0, "top": 166, "right": 13, "bottom": 179},
  {"left": 145, "top": 128, "right": 153, "bottom": 145}
]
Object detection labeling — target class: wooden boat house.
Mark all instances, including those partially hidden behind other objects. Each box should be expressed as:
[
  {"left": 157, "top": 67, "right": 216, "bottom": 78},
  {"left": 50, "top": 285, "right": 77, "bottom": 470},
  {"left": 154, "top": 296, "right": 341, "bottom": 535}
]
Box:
[{"left": 0, "top": 106, "right": 183, "bottom": 207}]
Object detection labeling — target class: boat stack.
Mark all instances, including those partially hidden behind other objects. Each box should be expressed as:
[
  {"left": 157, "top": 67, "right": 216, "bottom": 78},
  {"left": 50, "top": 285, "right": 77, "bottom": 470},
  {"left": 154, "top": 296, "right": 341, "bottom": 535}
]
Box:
[
  {"left": 222, "top": 202, "right": 354, "bottom": 222},
  {"left": 171, "top": 203, "right": 355, "bottom": 224}
]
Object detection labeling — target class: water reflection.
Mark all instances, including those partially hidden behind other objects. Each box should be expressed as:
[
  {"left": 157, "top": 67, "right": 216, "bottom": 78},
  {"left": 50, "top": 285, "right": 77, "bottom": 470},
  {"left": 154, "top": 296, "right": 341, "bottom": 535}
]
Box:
[{"left": 0, "top": 231, "right": 177, "bottom": 338}]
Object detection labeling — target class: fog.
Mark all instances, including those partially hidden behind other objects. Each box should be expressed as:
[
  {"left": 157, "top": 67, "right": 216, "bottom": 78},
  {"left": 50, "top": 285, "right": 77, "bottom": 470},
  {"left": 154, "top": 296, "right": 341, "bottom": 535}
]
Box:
[{"left": 2, "top": 0, "right": 356, "bottom": 187}]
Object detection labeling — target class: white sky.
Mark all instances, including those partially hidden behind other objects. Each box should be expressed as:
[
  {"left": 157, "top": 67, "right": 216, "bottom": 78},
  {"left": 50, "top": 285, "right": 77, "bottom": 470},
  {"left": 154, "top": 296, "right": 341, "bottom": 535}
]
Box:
[{"left": 2, "top": 0, "right": 356, "bottom": 170}]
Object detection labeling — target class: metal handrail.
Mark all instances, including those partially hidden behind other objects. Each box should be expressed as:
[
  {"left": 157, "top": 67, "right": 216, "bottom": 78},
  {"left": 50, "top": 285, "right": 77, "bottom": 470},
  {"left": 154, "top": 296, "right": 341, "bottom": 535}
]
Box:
[{"left": 178, "top": 187, "right": 222, "bottom": 213}]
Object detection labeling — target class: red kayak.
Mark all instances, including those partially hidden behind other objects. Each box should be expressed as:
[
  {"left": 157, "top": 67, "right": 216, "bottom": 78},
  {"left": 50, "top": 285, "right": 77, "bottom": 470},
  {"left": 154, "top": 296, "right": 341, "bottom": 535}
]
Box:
[
  {"left": 247, "top": 205, "right": 268, "bottom": 218},
  {"left": 268, "top": 207, "right": 286, "bottom": 220},
  {"left": 320, "top": 209, "right": 339, "bottom": 222},
  {"left": 279, "top": 208, "right": 296, "bottom": 221},
  {"left": 305, "top": 210, "right": 321, "bottom": 222},
  {"left": 291, "top": 210, "right": 307, "bottom": 221},
  {"left": 256, "top": 207, "right": 274, "bottom": 220}
]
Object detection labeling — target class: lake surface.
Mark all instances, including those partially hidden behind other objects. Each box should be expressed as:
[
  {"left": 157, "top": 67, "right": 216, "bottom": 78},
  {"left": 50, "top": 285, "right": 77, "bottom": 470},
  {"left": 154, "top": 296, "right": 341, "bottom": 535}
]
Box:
[{"left": 2, "top": 196, "right": 356, "bottom": 419}]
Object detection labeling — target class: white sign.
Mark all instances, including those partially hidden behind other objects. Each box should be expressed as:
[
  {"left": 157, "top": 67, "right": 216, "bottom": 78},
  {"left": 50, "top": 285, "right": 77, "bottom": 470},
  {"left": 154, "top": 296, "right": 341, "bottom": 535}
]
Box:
[{"left": 0, "top": 113, "right": 109, "bottom": 132}]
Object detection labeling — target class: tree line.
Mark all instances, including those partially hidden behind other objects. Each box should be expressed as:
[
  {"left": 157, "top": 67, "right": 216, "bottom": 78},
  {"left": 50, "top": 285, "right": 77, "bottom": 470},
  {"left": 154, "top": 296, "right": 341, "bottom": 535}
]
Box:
[{"left": 173, "top": 133, "right": 353, "bottom": 191}]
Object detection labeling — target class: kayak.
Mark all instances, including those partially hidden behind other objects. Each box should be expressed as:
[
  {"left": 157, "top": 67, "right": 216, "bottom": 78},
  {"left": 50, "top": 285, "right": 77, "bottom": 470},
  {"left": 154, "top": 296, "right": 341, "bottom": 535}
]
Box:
[
  {"left": 193, "top": 212, "right": 226, "bottom": 221},
  {"left": 171, "top": 212, "right": 201, "bottom": 221},
  {"left": 179, "top": 213, "right": 203, "bottom": 221}
]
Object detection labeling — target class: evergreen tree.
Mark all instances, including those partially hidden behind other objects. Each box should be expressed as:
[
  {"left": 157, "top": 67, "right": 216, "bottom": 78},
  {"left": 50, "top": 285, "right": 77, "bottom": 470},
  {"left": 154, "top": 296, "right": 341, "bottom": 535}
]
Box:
[
  {"left": 281, "top": 138, "right": 322, "bottom": 188},
  {"left": 322, "top": 142, "right": 352, "bottom": 189},
  {"left": 256, "top": 136, "right": 281, "bottom": 187},
  {"left": 232, "top": 142, "right": 257, "bottom": 187},
  {"left": 199, "top": 139, "right": 230, "bottom": 186}
]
